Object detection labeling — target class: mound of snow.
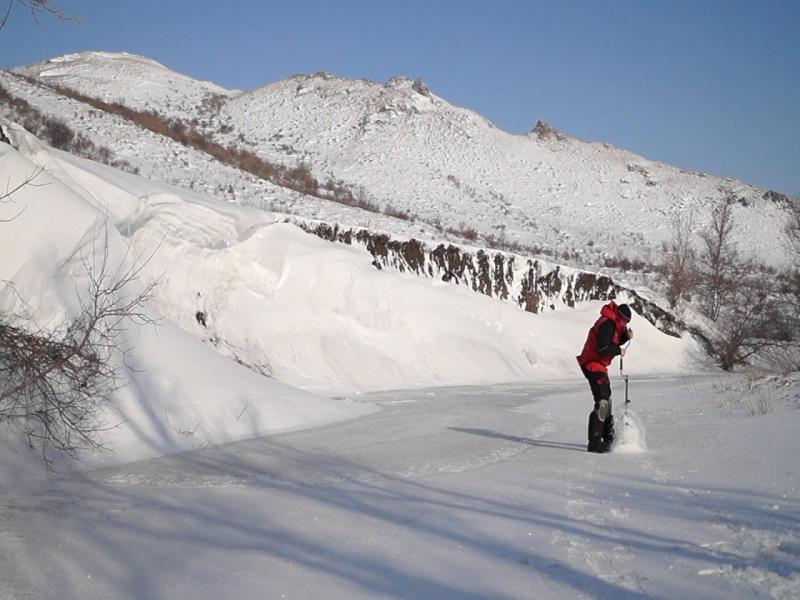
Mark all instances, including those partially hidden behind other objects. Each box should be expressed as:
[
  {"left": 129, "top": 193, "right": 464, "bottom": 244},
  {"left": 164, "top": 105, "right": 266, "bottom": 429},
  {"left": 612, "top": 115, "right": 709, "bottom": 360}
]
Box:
[
  {"left": 0, "top": 137, "right": 373, "bottom": 473},
  {"left": 0, "top": 124, "right": 699, "bottom": 473},
  {"left": 612, "top": 408, "right": 647, "bottom": 454}
]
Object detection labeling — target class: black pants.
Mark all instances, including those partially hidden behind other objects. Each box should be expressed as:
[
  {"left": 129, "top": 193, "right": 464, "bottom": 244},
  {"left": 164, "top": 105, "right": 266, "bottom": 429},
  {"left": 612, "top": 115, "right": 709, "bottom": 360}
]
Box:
[
  {"left": 581, "top": 367, "right": 611, "bottom": 404},
  {"left": 580, "top": 366, "right": 614, "bottom": 445}
]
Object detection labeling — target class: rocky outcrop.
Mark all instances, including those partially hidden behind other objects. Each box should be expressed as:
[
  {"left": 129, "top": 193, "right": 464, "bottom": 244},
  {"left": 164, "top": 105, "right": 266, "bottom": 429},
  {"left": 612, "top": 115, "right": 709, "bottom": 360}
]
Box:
[
  {"left": 531, "top": 120, "right": 566, "bottom": 141},
  {"left": 763, "top": 190, "right": 792, "bottom": 207},
  {"left": 412, "top": 78, "right": 431, "bottom": 98},
  {"left": 296, "top": 220, "right": 683, "bottom": 337}
]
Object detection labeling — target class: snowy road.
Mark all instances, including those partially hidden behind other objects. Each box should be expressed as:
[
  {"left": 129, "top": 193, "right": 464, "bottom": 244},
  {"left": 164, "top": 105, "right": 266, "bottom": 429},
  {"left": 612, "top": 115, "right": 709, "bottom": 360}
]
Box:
[{"left": 1, "top": 374, "right": 798, "bottom": 599}]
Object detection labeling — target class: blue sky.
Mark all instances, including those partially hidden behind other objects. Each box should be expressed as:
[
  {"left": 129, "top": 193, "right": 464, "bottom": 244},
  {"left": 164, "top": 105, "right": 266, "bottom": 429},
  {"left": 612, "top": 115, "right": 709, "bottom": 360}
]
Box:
[{"left": 1, "top": 0, "right": 799, "bottom": 194}]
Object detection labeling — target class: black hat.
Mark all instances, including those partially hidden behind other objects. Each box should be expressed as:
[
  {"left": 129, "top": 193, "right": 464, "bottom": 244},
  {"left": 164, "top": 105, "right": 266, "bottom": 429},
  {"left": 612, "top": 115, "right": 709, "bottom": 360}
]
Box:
[{"left": 617, "top": 303, "right": 632, "bottom": 322}]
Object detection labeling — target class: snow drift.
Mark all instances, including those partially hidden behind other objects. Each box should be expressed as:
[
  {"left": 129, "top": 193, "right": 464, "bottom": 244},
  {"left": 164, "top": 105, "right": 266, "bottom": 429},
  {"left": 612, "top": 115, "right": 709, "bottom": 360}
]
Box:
[{"left": 0, "top": 121, "right": 698, "bottom": 470}]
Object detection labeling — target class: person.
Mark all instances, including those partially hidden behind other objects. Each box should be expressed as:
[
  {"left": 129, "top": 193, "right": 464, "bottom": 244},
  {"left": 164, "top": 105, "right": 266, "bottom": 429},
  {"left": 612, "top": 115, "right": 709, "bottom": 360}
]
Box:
[{"left": 576, "top": 300, "right": 633, "bottom": 453}]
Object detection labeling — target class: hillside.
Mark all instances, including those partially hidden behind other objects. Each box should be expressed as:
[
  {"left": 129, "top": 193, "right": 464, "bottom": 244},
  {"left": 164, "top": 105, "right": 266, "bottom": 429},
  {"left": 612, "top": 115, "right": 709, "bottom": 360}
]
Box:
[
  {"left": 0, "top": 52, "right": 798, "bottom": 600},
  {"left": 7, "top": 51, "right": 793, "bottom": 268},
  {"left": 0, "top": 119, "right": 700, "bottom": 467}
]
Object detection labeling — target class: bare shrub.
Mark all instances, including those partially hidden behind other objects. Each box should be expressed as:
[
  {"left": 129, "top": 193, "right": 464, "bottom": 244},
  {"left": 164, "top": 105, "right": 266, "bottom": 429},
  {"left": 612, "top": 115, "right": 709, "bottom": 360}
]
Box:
[
  {"left": 1, "top": 82, "right": 133, "bottom": 172},
  {"left": 663, "top": 213, "right": 699, "bottom": 308},
  {"left": 0, "top": 227, "right": 157, "bottom": 465},
  {"left": 43, "top": 118, "right": 74, "bottom": 148},
  {"left": 699, "top": 198, "right": 738, "bottom": 320},
  {"left": 446, "top": 222, "right": 478, "bottom": 241},
  {"left": 383, "top": 203, "right": 412, "bottom": 221},
  {"left": 760, "top": 345, "right": 800, "bottom": 375},
  {"left": 714, "top": 374, "right": 776, "bottom": 416},
  {"left": 784, "top": 199, "right": 800, "bottom": 320},
  {"left": 602, "top": 253, "right": 654, "bottom": 272},
  {"left": 713, "top": 271, "right": 780, "bottom": 371}
]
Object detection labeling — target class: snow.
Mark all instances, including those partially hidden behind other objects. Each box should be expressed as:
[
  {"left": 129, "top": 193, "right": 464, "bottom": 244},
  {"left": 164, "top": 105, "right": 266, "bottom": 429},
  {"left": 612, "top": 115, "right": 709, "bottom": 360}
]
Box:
[
  {"left": 612, "top": 408, "right": 647, "bottom": 455},
  {"left": 0, "top": 57, "right": 798, "bottom": 599},
  {"left": 1, "top": 376, "right": 797, "bottom": 599},
  {"left": 15, "top": 51, "right": 239, "bottom": 121},
  {"left": 0, "top": 132, "right": 375, "bottom": 474},
  {"left": 5, "top": 52, "right": 793, "bottom": 269},
  {"left": 1, "top": 125, "right": 698, "bottom": 404}
]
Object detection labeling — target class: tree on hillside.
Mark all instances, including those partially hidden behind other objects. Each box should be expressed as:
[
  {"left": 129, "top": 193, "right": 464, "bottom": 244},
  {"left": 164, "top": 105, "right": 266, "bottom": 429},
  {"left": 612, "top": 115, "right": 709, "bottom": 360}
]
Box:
[
  {"left": 662, "top": 213, "right": 699, "bottom": 309},
  {"left": 698, "top": 198, "right": 739, "bottom": 321},
  {"left": 781, "top": 198, "right": 800, "bottom": 344},
  {"left": 788, "top": 199, "right": 800, "bottom": 255},
  {"left": 713, "top": 270, "right": 777, "bottom": 371},
  {"left": 693, "top": 196, "right": 800, "bottom": 372}
]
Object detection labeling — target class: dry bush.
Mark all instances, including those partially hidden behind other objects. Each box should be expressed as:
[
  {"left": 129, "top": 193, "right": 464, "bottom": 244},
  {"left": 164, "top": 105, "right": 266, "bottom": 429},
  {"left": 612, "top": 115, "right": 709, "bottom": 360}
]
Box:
[
  {"left": 383, "top": 203, "right": 412, "bottom": 221},
  {"left": 1, "top": 82, "right": 133, "bottom": 171},
  {"left": 662, "top": 213, "right": 700, "bottom": 308},
  {"left": 699, "top": 198, "right": 739, "bottom": 320},
  {"left": 43, "top": 119, "right": 74, "bottom": 148},
  {"left": 0, "top": 228, "right": 157, "bottom": 465},
  {"left": 714, "top": 374, "right": 776, "bottom": 417}
]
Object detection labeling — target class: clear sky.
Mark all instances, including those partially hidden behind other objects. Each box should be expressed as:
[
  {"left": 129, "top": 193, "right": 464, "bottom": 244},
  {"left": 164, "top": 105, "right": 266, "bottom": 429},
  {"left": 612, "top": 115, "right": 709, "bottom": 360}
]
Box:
[{"left": 1, "top": 0, "right": 799, "bottom": 195}]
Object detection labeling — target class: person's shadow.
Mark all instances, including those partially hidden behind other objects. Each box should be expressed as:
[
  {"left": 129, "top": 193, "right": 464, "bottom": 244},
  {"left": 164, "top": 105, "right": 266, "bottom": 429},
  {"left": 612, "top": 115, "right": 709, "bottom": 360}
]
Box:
[{"left": 449, "top": 427, "right": 586, "bottom": 452}]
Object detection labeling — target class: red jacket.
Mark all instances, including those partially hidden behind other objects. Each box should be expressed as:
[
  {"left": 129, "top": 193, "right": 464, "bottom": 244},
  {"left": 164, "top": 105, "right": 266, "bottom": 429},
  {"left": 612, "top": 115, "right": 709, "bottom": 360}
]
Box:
[{"left": 577, "top": 301, "right": 631, "bottom": 373}]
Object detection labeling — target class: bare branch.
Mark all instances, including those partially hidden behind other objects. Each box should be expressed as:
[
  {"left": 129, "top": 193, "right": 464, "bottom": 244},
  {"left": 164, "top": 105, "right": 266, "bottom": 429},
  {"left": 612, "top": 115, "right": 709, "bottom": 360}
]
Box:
[
  {"left": 0, "top": 1, "right": 81, "bottom": 30},
  {"left": 0, "top": 221, "right": 159, "bottom": 467},
  {"left": 662, "top": 212, "right": 699, "bottom": 309},
  {"left": 786, "top": 199, "right": 800, "bottom": 256},
  {"left": 0, "top": 168, "right": 45, "bottom": 222},
  {"left": 699, "top": 196, "right": 739, "bottom": 321}
]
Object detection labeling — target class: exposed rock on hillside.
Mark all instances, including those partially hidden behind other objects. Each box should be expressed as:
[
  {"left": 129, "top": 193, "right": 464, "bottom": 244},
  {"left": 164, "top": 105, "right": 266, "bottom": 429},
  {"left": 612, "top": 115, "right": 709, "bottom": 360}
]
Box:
[
  {"left": 298, "top": 221, "right": 683, "bottom": 337},
  {"left": 531, "top": 120, "right": 566, "bottom": 141}
]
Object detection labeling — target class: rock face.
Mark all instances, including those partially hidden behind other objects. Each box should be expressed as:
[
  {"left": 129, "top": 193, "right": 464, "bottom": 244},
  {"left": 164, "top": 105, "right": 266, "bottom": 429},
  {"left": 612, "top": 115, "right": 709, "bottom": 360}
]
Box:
[
  {"left": 763, "top": 190, "right": 792, "bottom": 207},
  {"left": 531, "top": 120, "right": 566, "bottom": 141},
  {"left": 412, "top": 78, "right": 431, "bottom": 97},
  {"left": 297, "top": 221, "right": 683, "bottom": 337}
]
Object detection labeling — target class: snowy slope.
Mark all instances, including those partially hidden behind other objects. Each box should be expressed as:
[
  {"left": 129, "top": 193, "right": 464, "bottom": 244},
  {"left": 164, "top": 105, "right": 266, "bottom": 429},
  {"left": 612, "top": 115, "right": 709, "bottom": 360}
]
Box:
[
  {"left": 14, "top": 51, "right": 239, "bottom": 121},
  {"left": 0, "top": 121, "right": 700, "bottom": 472},
  {"left": 7, "top": 52, "right": 793, "bottom": 269},
  {"left": 222, "top": 72, "right": 788, "bottom": 265},
  {"left": 0, "top": 131, "right": 375, "bottom": 472},
  {"left": 0, "top": 68, "right": 445, "bottom": 242},
  {"left": 1, "top": 55, "right": 797, "bottom": 600}
]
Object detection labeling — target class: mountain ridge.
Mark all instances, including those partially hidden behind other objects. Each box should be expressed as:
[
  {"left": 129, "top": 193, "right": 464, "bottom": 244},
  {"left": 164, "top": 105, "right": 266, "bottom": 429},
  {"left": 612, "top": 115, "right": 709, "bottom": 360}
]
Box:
[{"left": 5, "top": 51, "right": 792, "bottom": 268}]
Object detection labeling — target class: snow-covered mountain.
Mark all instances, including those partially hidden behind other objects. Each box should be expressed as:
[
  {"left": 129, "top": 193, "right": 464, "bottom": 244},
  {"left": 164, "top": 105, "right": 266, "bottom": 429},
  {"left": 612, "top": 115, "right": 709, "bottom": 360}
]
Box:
[
  {"left": 0, "top": 119, "right": 696, "bottom": 468},
  {"left": 14, "top": 51, "right": 239, "bottom": 121},
  {"left": 1, "top": 54, "right": 799, "bottom": 600},
  {"left": 5, "top": 51, "right": 793, "bottom": 268}
]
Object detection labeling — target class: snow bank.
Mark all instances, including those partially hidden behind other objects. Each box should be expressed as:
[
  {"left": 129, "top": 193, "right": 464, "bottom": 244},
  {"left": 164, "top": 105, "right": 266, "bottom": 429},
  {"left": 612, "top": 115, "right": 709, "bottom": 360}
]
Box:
[
  {"left": 0, "top": 128, "right": 699, "bottom": 471},
  {"left": 0, "top": 138, "right": 374, "bottom": 472}
]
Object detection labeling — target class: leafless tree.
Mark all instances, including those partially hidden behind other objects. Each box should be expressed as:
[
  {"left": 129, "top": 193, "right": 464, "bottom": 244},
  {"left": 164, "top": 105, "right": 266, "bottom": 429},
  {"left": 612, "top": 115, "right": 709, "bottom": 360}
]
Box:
[
  {"left": 781, "top": 198, "right": 800, "bottom": 349},
  {"left": 0, "top": 226, "right": 157, "bottom": 466},
  {"left": 787, "top": 198, "right": 800, "bottom": 256},
  {"left": 0, "top": 0, "right": 78, "bottom": 30},
  {"left": 0, "top": 166, "right": 44, "bottom": 222},
  {"left": 713, "top": 271, "right": 778, "bottom": 371},
  {"left": 663, "top": 213, "right": 699, "bottom": 309},
  {"left": 699, "top": 198, "right": 739, "bottom": 320}
]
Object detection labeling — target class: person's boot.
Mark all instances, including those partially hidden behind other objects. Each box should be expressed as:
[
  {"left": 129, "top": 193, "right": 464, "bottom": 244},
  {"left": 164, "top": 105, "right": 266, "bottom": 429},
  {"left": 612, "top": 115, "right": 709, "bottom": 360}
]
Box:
[
  {"left": 587, "top": 411, "right": 604, "bottom": 452},
  {"left": 601, "top": 414, "right": 615, "bottom": 452}
]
